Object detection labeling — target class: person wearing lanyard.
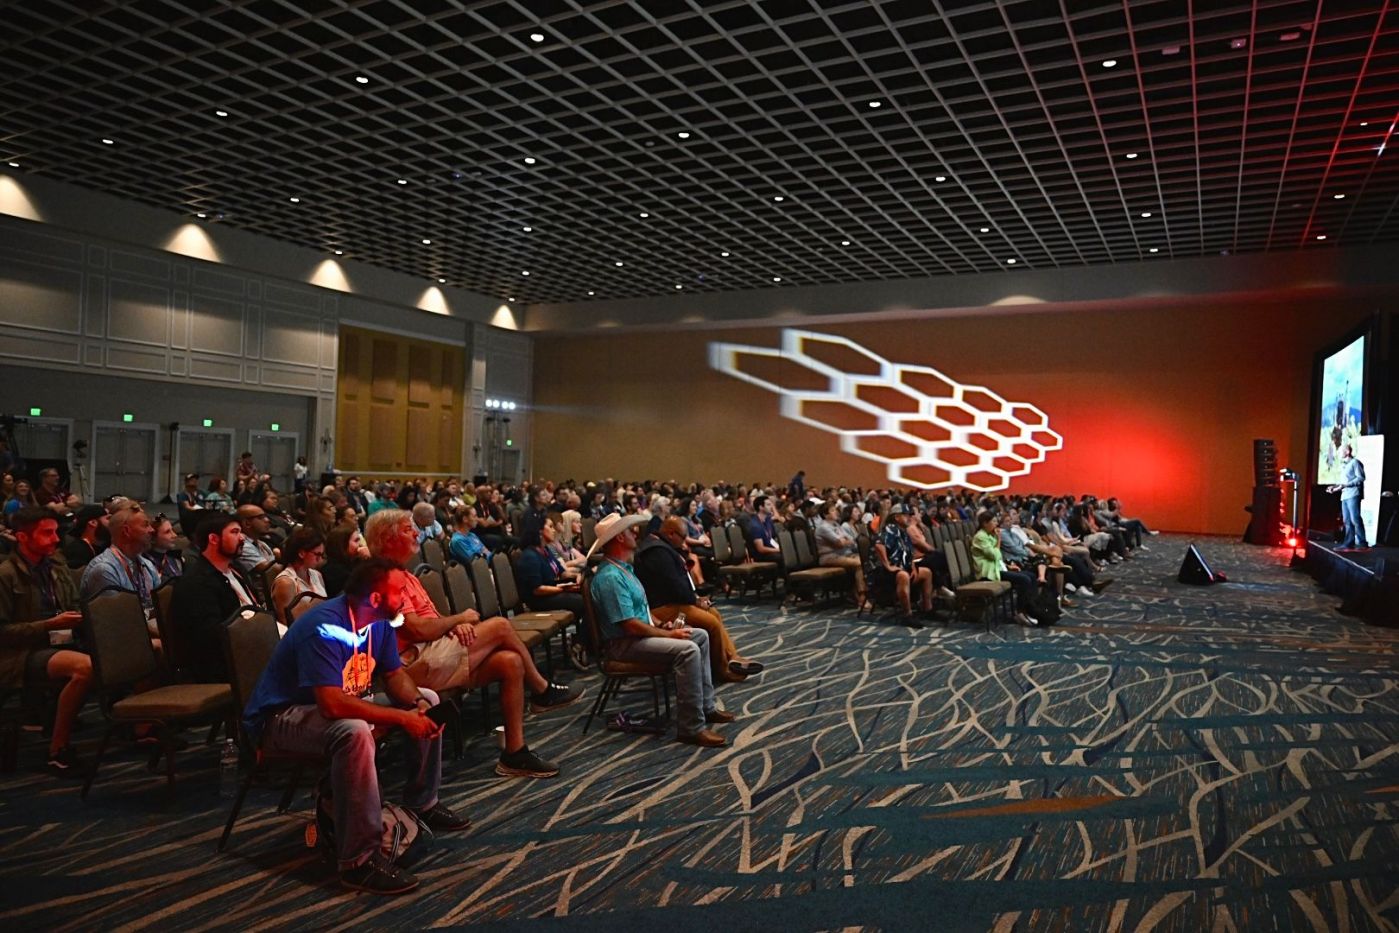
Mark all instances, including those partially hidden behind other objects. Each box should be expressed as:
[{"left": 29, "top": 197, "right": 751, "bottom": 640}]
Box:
[
  {"left": 514, "top": 521, "right": 584, "bottom": 619},
  {"left": 79, "top": 506, "right": 160, "bottom": 622},
  {"left": 146, "top": 514, "right": 184, "bottom": 584},
  {"left": 0, "top": 507, "right": 91, "bottom": 776}
]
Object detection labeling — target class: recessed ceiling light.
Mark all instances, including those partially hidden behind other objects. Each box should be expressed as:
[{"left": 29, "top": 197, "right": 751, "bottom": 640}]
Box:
[
  {"left": 523, "top": 157, "right": 537, "bottom": 165},
  {"left": 355, "top": 75, "right": 369, "bottom": 84},
  {"left": 1126, "top": 152, "right": 1139, "bottom": 159},
  {"left": 840, "top": 240, "right": 851, "bottom": 246},
  {"left": 614, "top": 261, "right": 624, "bottom": 267},
  {"left": 1316, "top": 234, "right": 1327, "bottom": 240},
  {"left": 438, "top": 278, "right": 446, "bottom": 284},
  {"left": 421, "top": 238, "right": 432, "bottom": 245},
  {"left": 639, "top": 212, "right": 649, "bottom": 218},
  {"left": 674, "top": 284, "right": 683, "bottom": 290},
  {"left": 215, "top": 110, "right": 228, "bottom": 118},
  {"left": 1361, "top": 121, "right": 1369, "bottom": 126},
  {"left": 720, "top": 251, "right": 730, "bottom": 257},
  {"left": 587, "top": 291, "right": 595, "bottom": 296},
  {"left": 397, "top": 178, "right": 408, "bottom": 185},
  {"left": 868, "top": 101, "right": 882, "bottom": 109},
  {"left": 1140, "top": 211, "right": 1152, "bottom": 217},
  {"left": 529, "top": 32, "right": 545, "bottom": 43},
  {"left": 1162, "top": 46, "right": 1181, "bottom": 55},
  {"left": 196, "top": 212, "right": 206, "bottom": 218},
  {"left": 7, "top": 161, "right": 19, "bottom": 168},
  {"left": 1280, "top": 31, "right": 1301, "bottom": 41},
  {"left": 522, "top": 226, "right": 532, "bottom": 232},
  {"left": 1149, "top": 247, "right": 1159, "bottom": 253},
  {"left": 508, "top": 297, "right": 516, "bottom": 302},
  {"left": 934, "top": 175, "right": 947, "bottom": 182},
  {"left": 677, "top": 131, "right": 690, "bottom": 139},
  {"left": 1006, "top": 258, "right": 1017, "bottom": 264},
  {"left": 289, "top": 197, "right": 300, "bottom": 203},
  {"left": 1102, "top": 59, "right": 1117, "bottom": 68},
  {"left": 521, "top": 270, "right": 530, "bottom": 276},
  {"left": 333, "top": 249, "right": 343, "bottom": 255},
  {"left": 1333, "top": 194, "right": 1346, "bottom": 199},
  {"left": 772, "top": 195, "right": 784, "bottom": 202},
  {"left": 979, "top": 227, "right": 990, "bottom": 233},
  {"left": 101, "top": 138, "right": 114, "bottom": 145},
  {"left": 1230, "top": 38, "right": 1247, "bottom": 50},
  {"left": 772, "top": 276, "right": 782, "bottom": 282}
]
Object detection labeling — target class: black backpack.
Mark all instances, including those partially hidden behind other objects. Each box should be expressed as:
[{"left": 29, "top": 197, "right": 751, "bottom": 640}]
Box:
[
  {"left": 1026, "top": 587, "right": 1062, "bottom": 626},
  {"left": 306, "top": 779, "right": 429, "bottom": 868}
]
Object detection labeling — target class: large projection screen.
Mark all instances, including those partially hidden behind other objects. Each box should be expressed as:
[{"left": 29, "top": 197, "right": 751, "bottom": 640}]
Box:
[{"left": 1316, "top": 334, "right": 1365, "bottom": 486}]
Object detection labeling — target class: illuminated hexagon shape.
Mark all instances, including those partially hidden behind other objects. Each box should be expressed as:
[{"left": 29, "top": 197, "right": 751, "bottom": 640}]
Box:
[
  {"left": 791, "top": 330, "right": 887, "bottom": 378},
  {"left": 852, "top": 433, "right": 919, "bottom": 461},
  {"left": 852, "top": 379, "right": 922, "bottom": 415},
  {"left": 966, "top": 468, "right": 1013, "bottom": 490},
  {"left": 1030, "top": 429, "right": 1063, "bottom": 450},
  {"left": 992, "top": 455, "right": 1033, "bottom": 477},
  {"left": 795, "top": 398, "right": 880, "bottom": 432},
  {"left": 928, "top": 400, "right": 979, "bottom": 428},
  {"left": 1006, "top": 403, "right": 1048, "bottom": 429},
  {"left": 932, "top": 446, "right": 982, "bottom": 469},
  {"left": 985, "top": 418, "right": 1024, "bottom": 439},
  {"left": 893, "top": 462, "right": 954, "bottom": 488},
  {"left": 957, "top": 386, "right": 1008, "bottom": 414},
  {"left": 898, "top": 418, "right": 952, "bottom": 443},
  {"left": 896, "top": 365, "right": 958, "bottom": 400},
  {"left": 965, "top": 431, "right": 1001, "bottom": 452},
  {"left": 730, "top": 350, "right": 833, "bottom": 393}
]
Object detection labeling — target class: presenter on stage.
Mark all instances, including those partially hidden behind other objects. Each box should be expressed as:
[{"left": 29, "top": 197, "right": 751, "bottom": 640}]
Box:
[{"left": 1327, "top": 444, "right": 1368, "bottom": 550}]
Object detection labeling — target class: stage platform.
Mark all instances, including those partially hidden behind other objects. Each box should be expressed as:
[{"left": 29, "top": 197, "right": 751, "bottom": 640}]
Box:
[{"left": 1296, "top": 532, "right": 1399, "bottom": 627}]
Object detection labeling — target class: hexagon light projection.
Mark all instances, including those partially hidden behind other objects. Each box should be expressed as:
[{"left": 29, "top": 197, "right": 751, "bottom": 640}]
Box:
[{"left": 709, "top": 330, "right": 1063, "bottom": 492}]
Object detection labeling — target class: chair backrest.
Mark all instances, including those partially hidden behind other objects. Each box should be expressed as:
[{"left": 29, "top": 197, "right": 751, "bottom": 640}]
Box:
[
  {"left": 467, "top": 557, "right": 501, "bottom": 617},
  {"left": 930, "top": 523, "right": 946, "bottom": 548},
  {"left": 415, "top": 567, "right": 452, "bottom": 617},
  {"left": 152, "top": 578, "right": 185, "bottom": 679},
  {"left": 726, "top": 524, "right": 750, "bottom": 563},
  {"left": 579, "top": 569, "right": 607, "bottom": 673},
  {"left": 261, "top": 562, "right": 283, "bottom": 601},
  {"left": 711, "top": 523, "right": 733, "bottom": 563},
  {"left": 83, "top": 587, "right": 159, "bottom": 690},
  {"left": 794, "top": 530, "right": 819, "bottom": 569},
  {"left": 777, "top": 530, "right": 799, "bottom": 572},
  {"left": 857, "top": 533, "right": 871, "bottom": 569},
  {"left": 942, "top": 541, "right": 966, "bottom": 585},
  {"left": 420, "top": 538, "right": 446, "bottom": 573},
  {"left": 220, "top": 609, "right": 281, "bottom": 717},
  {"left": 580, "top": 517, "right": 598, "bottom": 551},
  {"left": 507, "top": 507, "right": 524, "bottom": 537},
  {"left": 492, "top": 551, "right": 523, "bottom": 614},
  {"left": 286, "top": 590, "right": 324, "bottom": 624},
  {"left": 444, "top": 562, "right": 476, "bottom": 615}
]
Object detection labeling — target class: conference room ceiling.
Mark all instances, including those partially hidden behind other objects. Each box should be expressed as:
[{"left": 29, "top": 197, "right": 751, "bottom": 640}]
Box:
[{"left": 2, "top": 1, "right": 1397, "bottom": 305}]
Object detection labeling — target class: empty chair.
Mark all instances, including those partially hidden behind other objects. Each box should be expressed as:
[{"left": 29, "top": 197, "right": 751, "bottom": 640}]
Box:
[
  {"left": 419, "top": 538, "right": 446, "bottom": 574},
  {"left": 777, "top": 530, "right": 844, "bottom": 604}
]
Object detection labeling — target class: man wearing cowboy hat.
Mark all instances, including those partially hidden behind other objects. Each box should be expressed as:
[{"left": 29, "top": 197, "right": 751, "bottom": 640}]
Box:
[{"left": 588, "top": 512, "right": 735, "bottom": 748}]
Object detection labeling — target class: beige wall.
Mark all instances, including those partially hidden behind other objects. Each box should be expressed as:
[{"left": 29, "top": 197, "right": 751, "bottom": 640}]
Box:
[{"left": 533, "top": 292, "right": 1385, "bottom": 535}]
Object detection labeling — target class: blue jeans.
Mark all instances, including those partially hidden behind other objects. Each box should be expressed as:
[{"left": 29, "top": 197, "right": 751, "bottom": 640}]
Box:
[
  {"left": 260, "top": 688, "right": 441, "bottom": 870},
  {"left": 1341, "top": 497, "right": 1367, "bottom": 548},
  {"left": 606, "top": 629, "right": 716, "bottom": 736}
]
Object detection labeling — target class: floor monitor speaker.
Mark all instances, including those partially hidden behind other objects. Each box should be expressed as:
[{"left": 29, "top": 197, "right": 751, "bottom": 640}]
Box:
[{"left": 1178, "top": 544, "right": 1226, "bottom": 585}]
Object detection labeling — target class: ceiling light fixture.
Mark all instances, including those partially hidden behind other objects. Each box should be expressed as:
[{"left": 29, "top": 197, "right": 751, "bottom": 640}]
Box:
[
  {"left": 101, "top": 138, "right": 114, "bottom": 145},
  {"left": 522, "top": 226, "right": 532, "bottom": 232},
  {"left": 1149, "top": 247, "right": 1159, "bottom": 253},
  {"left": 639, "top": 212, "right": 649, "bottom": 218},
  {"left": 333, "top": 249, "right": 343, "bottom": 255},
  {"left": 1126, "top": 152, "right": 1139, "bottom": 159},
  {"left": 1140, "top": 211, "right": 1152, "bottom": 217},
  {"left": 1333, "top": 194, "right": 1346, "bottom": 199},
  {"left": 523, "top": 157, "right": 537, "bottom": 165},
  {"left": 1102, "top": 59, "right": 1117, "bottom": 68},
  {"left": 289, "top": 197, "right": 300, "bottom": 203},
  {"left": 773, "top": 195, "right": 785, "bottom": 202},
  {"left": 1360, "top": 121, "right": 1368, "bottom": 127},
  {"left": 1162, "top": 46, "right": 1181, "bottom": 55},
  {"left": 1316, "top": 234, "right": 1327, "bottom": 240},
  {"left": 438, "top": 278, "right": 446, "bottom": 284},
  {"left": 677, "top": 131, "right": 690, "bottom": 139},
  {"left": 587, "top": 291, "right": 595, "bottom": 296},
  {"left": 1280, "top": 31, "right": 1301, "bottom": 41},
  {"left": 397, "top": 178, "right": 407, "bottom": 185},
  {"left": 529, "top": 32, "right": 545, "bottom": 43},
  {"left": 772, "top": 277, "right": 782, "bottom": 283},
  {"left": 979, "top": 227, "right": 990, "bottom": 233},
  {"left": 355, "top": 75, "right": 369, "bottom": 84},
  {"left": 868, "top": 101, "right": 882, "bottom": 109},
  {"left": 521, "top": 270, "right": 530, "bottom": 276},
  {"left": 720, "top": 251, "right": 730, "bottom": 257},
  {"left": 215, "top": 110, "right": 228, "bottom": 117},
  {"left": 421, "top": 238, "right": 432, "bottom": 245},
  {"left": 1230, "top": 38, "right": 1247, "bottom": 50},
  {"left": 614, "top": 261, "right": 624, "bottom": 267},
  {"left": 1006, "top": 258, "right": 1018, "bottom": 264},
  {"left": 841, "top": 240, "right": 851, "bottom": 246},
  {"left": 675, "top": 284, "right": 683, "bottom": 290},
  {"left": 196, "top": 212, "right": 206, "bottom": 218},
  {"left": 934, "top": 175, "right": 946, "bottom": 182}
]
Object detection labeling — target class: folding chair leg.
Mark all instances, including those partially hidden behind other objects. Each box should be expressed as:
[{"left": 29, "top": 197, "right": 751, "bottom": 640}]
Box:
[
  {"left": 651, "top": 677, "right": 661, "bottom": 720},
  {"left": 218, "top": 764, "right": 259, "bottom": 852},
  {"left": 81, "top": 723, "right": 117, "bottom": 800},
  {"left": 582, "top": 676, "right": 612, "bottom": 734},
  {"left": 160, "top": 724, "right": 178, "bottom": 788}
]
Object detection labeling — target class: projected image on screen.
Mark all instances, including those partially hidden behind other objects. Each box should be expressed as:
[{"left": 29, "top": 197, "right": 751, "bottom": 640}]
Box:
[{"left": 1317, "top": 334, "right": 1365, "bottom": 485}]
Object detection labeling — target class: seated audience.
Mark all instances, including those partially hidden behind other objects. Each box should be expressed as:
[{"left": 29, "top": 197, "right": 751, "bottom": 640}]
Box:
[
  {"left": 205, "top": 477, "right": 235, "bottom": 513},
  {"left": 233, "top": 504, "right": 277, "bottom": 573},
  {"left": 871, "top": 504, "right": 933, "bottom": 626},
  {"left": 550, "top": 512, "right": 588, "bottom": 574},
  {"left": 176, "top": 473, "right": 205, "bottom": 511},
  {"left": 303, "top": 495, "right": 336, "bottom": 537},
  {"left": 344, "top": 476, "right": 369, "bottom": 518},
  {"left": 146, "top": 513, "right": 184, "bottom": 583},
  {"left": 635, "top": 517, "right": 763, "bottom": 683},
  {"left": 447, "top": 506, "right": 491, "bottom": 565},
  {"left": 814, "top": 500, "right": 866, "bottom": 604},
  {"left": 170, "top": 514, "right": 258, "bottom": 682},
  {"left": 365, "top": 508, "right": 578, "bottom": 778},
  {"left": 271, "top": 527, "right": 328, "bottom": 629},
  {"left": 80, "top": 505, "right": 160, "bottom": 617},
  {"left": 998, "top": 509, "right": 1054, "bottom": 602},
  {"left": 589, "top": 513, "right": 735, "bottom": 748},
  {"left": 0, "top": 507, "right": 90, "bottom": 775},
  {"left": 34, "top": 467, "right": 69, "bottom": 514},
  {"left": 970, "top": 510, "right": 1037, "bottom": 626},
  {"left": 62, "top": 504, "right": 108, "bottom": 568},
  {"left": 515, "top": 522, "right": 584, "bottom": 618},
  {"left": 4, "top": 477, "right": 37, "bottom": 516},
  {"left": 745, "top": 495, "right": 781, "bottom": 564},
  {"left": 411, "top": 501, "right": 445, "bottom": 548},
  {"left": 321, "top": 525, "right": 369, "bottom": 598}
]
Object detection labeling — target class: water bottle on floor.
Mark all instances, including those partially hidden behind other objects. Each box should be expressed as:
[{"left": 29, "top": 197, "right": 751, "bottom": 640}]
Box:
[{"left": 219, "top": 738, "right": 239, "bottom": 799}]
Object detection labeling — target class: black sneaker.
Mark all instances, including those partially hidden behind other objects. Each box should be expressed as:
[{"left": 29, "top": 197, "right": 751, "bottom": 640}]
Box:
[
  {"left": 495, "top": 745, "right": 561, "bottom": 778},
  {"left": 530, "top": 682, "right": 583, "bottom": 714},
  {"left": 46, "top": 745, "right": 84, "bottom": 778},
  {"left": 340, "top": 853, "right": 419, "bottom": 895},
  {"left": 412, "top": 802, "right": 471, "bottom": 832}
]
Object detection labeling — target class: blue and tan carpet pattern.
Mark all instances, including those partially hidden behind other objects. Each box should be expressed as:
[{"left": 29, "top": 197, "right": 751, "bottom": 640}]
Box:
[{"left": 2, "top": 536, "right": 1398, "bottom": 931}]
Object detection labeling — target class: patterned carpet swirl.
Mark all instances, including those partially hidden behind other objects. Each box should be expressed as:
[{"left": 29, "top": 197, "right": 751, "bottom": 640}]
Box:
[{"left": 2, "top": 535, "right": 1397, "bottom": 932}]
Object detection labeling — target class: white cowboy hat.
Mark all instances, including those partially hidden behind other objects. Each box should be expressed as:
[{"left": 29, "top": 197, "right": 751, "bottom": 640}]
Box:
[{"left": 586, "top": 512, "right": 651, "bottom": 559}]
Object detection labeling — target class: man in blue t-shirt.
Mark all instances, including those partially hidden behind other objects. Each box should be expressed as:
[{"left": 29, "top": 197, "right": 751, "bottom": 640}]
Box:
[{"left": 242, "top": 557, "right": 469, "bottom": 895}]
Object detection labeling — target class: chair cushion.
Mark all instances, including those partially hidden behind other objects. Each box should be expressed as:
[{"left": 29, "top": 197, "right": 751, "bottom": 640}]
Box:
[
  {"left": 111, "top": 683, "right": 232, "bottom": 721},
  {"left": 516, "top": 610, "right": 574, "bottom": 625},
  {"left": 510, "top": 617, "right": 563, "bottom": 636},
  {"left": 957, "top": 581, "right": 1011, "bottom": 597},
  {"left": 601, "top": 659, "right": 671, "bottom": 677},
  {"left": 515, "top": 629, "right": 546, "bottom": 650},
  {"left": 790, "top": 568, "right": 845, "bottom": 581}
]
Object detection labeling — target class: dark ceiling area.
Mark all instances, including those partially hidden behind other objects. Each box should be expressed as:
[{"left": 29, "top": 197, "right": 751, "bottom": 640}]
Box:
[{"left": 2, "top": 0, "right": 1396, "bottom": 304}]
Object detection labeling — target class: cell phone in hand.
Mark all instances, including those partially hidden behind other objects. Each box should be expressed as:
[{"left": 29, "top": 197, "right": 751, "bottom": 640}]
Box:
[{"left": 424, "top": 703, "right": 452, "bottom": 728}]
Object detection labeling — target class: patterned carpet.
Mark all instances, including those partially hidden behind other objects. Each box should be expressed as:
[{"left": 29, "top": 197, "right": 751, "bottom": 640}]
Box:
[{"left": 3, "top": 535, "right": 1398, "bottom": 932}]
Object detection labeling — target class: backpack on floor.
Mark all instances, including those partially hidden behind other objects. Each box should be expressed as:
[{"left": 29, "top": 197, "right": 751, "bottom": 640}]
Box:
[
  {"left": 306, "top": 781, "right": 430, "bottom": 867},
  {"left": 1027, "top": 587, "right": 1062, "bottom": 626}
]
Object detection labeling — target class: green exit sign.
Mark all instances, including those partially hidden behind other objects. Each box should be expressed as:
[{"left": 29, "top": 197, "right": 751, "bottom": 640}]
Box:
[
  {"left": 122, "top": 413, "right": 134, "bottom": 423},
  {"left": 270, "top": 423, "right": 280, "bottom": 432},
  {"left": 28, "top": 407, "right": 41, "bottom": 417},
  {"left": 505, "top": 438, "right": 513, "bottom": 446},
  {"left": 202, "top": 418, "right": 214, "bottom": 427}
]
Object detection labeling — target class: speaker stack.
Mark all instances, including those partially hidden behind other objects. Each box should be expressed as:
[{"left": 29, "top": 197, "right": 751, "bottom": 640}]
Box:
[{"left": 1245, "top": 439, "right": 1285, "bottom": 545}]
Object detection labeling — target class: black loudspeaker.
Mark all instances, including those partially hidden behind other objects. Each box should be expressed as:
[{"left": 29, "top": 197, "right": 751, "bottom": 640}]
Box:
[
  {"left": 1178, "top": 544, "right": 1226, "bottom": 585},
  {"left": 1245, "top": 485, "right": 1284, "bottom": 545}
]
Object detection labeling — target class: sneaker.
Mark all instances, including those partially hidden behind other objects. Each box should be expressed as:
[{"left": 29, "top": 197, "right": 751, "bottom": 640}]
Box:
[
  {"left": 937, "top": 586, "right": 956, "bottom": 600},
  {"left": 46, "top": 745, "right": 84, "bottom": 778},
  {"left": 606, "top": 712, "right": 667, "bottom": 735},
  {"left": 1014, "top": 612, "right": 1039, "bottom": 627},
  {"left": 1137, "top": 545, "right": 1151, "bottom": 553},
  {"left": 495, "top": 745, "right": 561, "bottom": 778},
  {"left": 1064, "top": 582, "right": 1078, "bottom": 594},
  {"left": 412, "top": 802, "right": 471, "bottom": 832},
  {"left": 530, "top": 682, "right": 583, "bottom": 714},
  {"left": 1091, "top": 578, "right": 1114, "bottom": 594},
  {"left": 1149, "top": 530, "right": 1160, "bottom": 536},
  {"left": 340, "top": 854, "right": 419, "bottom": 895}
]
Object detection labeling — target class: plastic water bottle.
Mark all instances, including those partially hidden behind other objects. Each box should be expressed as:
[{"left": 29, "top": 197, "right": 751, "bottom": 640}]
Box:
[{"left": 219, "top": 738, "right": 239, "bottom": 799}]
